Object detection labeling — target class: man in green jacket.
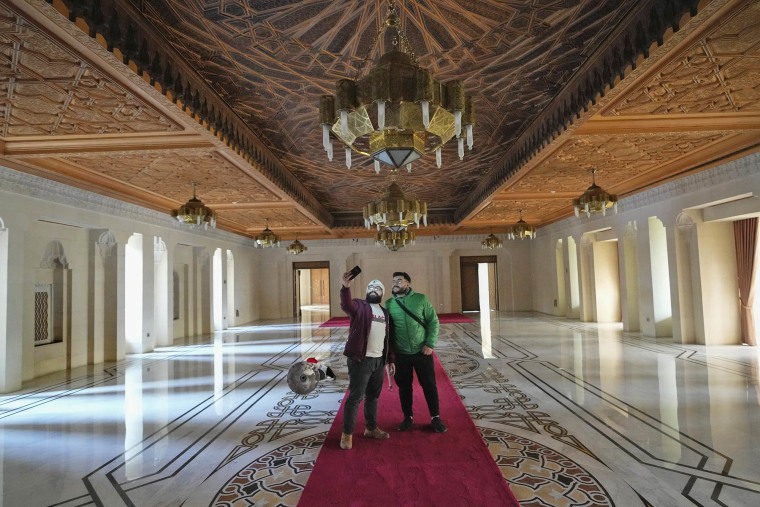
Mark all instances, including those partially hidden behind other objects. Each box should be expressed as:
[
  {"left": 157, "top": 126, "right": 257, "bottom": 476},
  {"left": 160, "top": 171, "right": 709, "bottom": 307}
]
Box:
[{"left": 386, "top": 271, "right": 447, "bottom": 433}]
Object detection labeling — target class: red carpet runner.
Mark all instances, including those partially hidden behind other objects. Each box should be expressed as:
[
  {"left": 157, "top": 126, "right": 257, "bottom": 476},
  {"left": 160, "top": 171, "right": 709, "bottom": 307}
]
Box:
[{"left": 298, "top": 354, "right": 519, "bottom": 506}]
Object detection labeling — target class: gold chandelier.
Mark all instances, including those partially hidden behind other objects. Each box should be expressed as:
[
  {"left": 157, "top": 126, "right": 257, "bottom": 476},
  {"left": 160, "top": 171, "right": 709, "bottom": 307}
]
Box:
[
  {"left": 481, "top": 232, "right": 502, "bottom": 249},
  {"left": 573, "top": 168, "right": 618, "bottom": 218},
  {"left": 286, "top": 238, "right": 308, "bottom": 255},
  {"left": 376, "top": 229, "right": 415, "bottom": 251},
  {"left": 171, "top": 182, "right": 217, "bottom": 229},
  {"left": 319, "top": 0, "right": 474, "bottom": 173},
  {"left": 363, "top": 178, "right": 427, "bottom": 232},
  {"left": 254, "top": 220, "right": 280, "bottom": 248},
  {"left": 507, "top": 210, "right": 537, "bottom": 240}
]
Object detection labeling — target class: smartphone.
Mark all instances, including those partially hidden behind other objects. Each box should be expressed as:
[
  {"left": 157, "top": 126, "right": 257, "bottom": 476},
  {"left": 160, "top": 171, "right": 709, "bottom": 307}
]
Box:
[{"left": 348, "top": 265, "right": 361, "bottom": 280}]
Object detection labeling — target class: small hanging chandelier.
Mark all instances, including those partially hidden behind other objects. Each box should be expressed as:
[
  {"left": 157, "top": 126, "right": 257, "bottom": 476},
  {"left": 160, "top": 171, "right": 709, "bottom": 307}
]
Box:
[
  {"left": 481, "top": 232, "right": 502, "bottom": 249},
  {"left": 254, "top": 220, "right": 281, "bottom": 248},
  {"left": 507, "top": 210, "right": 537, "bottom": 240},
  {"left": 319, "top": 0, "right": 474, "bottom": 173},
  {"left": 363, "top": 176, "right": 427, "bottom": 231},
  {"left": 376, "top": 229, "right": 415, "bottom": 251},
  {"left": 171, "top": 182, "right": 217, "bottom": 229},
  {"left": 286, "top": 238, "right": 308, "bottom": 255},
  {"left": 573, "top": 168, "right": 618, "bottom": 218}
]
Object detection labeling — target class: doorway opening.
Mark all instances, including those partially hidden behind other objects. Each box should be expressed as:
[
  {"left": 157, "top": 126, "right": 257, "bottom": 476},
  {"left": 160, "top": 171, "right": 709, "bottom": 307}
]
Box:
[
  {"left": 460, "top": 256, "right": 498, "bottom": 312},
  {"left": 293, "top": 261, "right": 330, "bottom": 323}
]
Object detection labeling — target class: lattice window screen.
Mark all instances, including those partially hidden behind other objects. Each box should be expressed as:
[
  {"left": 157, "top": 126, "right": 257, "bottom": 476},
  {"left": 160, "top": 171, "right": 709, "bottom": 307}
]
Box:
[{"left": 34, "top": 284, "right": 53, "bottom": 345}]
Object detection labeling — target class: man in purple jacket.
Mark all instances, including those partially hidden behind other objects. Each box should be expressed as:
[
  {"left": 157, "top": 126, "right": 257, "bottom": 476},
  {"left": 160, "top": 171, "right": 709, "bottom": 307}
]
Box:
[{"left": 339, "top": 270, "right": 396, "bottom": 450}]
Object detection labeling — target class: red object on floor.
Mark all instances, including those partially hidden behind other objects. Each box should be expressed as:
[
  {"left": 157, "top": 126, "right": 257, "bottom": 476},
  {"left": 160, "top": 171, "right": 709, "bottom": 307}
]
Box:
[
  {"left": 298, "top": 354, "right": 520, "bottom": 506},
  {"left": 318, "top": 316, "right": 350, "bottom": 328},
  {"left": 436, "top": 313, "right": 475, "bottom": 324},
  {"left": 319, "top": 313, "right": 474, "bottom": 328}
]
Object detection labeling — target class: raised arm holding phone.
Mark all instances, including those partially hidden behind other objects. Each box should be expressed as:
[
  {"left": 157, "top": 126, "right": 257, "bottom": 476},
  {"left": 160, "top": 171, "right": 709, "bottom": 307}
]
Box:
[{"left": 337, "top": 267, "right": 396, "bottom": 450}]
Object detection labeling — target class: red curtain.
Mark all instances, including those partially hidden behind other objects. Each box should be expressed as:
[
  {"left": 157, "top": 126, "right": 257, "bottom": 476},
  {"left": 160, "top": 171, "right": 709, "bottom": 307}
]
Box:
[{"left": 734, "top": 217, "right": 758, "bottom": 346}]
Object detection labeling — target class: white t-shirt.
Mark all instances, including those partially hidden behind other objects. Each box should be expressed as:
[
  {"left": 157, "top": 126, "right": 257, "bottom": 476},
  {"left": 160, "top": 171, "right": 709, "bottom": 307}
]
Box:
[{"left": 365, "top": 304, "right": 386, "bottom": 358}]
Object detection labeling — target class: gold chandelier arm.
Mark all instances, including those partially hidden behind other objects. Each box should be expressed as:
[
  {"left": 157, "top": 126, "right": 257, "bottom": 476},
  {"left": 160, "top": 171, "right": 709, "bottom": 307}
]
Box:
[{"left": 321, "top": 0, "right": 473, "bottom": 172}]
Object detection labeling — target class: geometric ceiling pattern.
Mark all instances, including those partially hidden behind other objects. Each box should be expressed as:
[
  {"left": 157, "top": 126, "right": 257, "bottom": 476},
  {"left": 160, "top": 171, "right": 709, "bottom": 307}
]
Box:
[{"left": 1, "top": 0, "right": 759, "bottom": 239}]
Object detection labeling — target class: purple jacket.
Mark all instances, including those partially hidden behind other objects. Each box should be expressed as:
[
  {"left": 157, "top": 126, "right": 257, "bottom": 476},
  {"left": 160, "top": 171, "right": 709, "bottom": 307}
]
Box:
[{"left": 340, "top": 286, "right": 395, "bottom": 364}]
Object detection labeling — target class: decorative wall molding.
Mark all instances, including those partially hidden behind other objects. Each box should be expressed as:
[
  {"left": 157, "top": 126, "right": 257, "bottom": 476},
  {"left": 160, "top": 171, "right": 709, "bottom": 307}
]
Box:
[
  {"left": 0, "top": 164, "right": 257, "bottom": 248},
  {"left": 540, "top": 152, "right": 760, "bottom": 237},
  {"left": 154, "top": 237, "right": 167, "bottom": 263},
  {"left": 97, "top": 231, "right": 116, "bottom": 259},
  {"left": 41, "top": 240, "right": 68, "bottom": 268}
]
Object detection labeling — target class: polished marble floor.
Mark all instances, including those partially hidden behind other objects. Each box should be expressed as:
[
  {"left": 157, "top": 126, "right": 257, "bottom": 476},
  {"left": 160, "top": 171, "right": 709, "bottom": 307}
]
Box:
[{"left": 1, "top": 310, "right": 759, "bottom": 507}]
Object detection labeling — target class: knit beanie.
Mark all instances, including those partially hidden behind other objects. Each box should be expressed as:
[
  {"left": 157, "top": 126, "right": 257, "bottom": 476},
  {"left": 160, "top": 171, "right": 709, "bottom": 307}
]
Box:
[{"left": 367, "top": 279, "right": 385, "bottom": 294}]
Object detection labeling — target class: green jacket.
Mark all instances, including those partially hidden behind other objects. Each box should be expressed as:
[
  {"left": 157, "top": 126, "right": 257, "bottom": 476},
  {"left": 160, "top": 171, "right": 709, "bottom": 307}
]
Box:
[{"left": 386, "top": 289, "right": 439, "bottom": 354}]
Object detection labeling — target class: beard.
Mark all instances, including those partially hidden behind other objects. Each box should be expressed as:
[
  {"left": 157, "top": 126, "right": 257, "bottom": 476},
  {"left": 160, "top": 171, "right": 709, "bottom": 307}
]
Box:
[{"left": 365, "top": 293, "right": 382, "bottom": 304}]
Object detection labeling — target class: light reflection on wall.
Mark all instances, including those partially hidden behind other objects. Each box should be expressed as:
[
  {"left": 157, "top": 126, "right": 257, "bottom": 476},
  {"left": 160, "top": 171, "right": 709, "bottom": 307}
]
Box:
[{"left": 478, "top": 263, "right": 493, "bottom": 358}]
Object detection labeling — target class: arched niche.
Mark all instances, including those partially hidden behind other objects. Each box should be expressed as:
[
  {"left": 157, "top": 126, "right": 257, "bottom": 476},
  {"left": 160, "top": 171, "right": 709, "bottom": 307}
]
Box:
[
  {"left": 580, "top": 229, "right": 622, "bottom": 323},
  {"left": 35, "top": 240, "right": 71, "bottom": 348}
]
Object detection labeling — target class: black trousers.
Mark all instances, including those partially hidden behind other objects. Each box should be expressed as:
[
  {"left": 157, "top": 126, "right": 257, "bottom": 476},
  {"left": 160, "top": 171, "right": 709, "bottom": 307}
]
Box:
[{"left": 394, "top": 352, "right": 439, "bottom": 418}]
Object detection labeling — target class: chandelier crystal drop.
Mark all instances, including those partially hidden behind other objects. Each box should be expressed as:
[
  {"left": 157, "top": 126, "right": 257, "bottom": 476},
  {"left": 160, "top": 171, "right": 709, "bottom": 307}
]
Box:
[
  {"left": 171, "top": 182, "right": 217, "bottom": 229},
  {"left": 573, "top": 168, "right": 618, "bottom": 218},
  {"left": 363, "top": 179, "right": 428, "bottom": 231},
  {"left": 481, "top": 232, "right": 503, "bottom": 249},
  {"left": 507, "top": 210, "right": 537, "bottom": 240},
  {"left": 254, "top": 220, "right": 281, "bottom": 248},
  {"left": 286, "top": 238, "right": 308, "bottom": 255},
  {"left": 319, "top": 0, "right": 474, "bottom": 172}
]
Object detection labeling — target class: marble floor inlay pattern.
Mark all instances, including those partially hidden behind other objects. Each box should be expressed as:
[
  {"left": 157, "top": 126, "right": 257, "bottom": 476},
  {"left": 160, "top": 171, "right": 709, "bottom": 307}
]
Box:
[{"left": 1, "top": 311, "right": 759, "bottom": 506}]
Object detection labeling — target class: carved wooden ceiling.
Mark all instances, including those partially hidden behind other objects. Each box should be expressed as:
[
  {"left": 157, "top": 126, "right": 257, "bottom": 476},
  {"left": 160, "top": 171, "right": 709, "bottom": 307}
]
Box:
[{"left": 1, "top": 0, "right": 759, "bottom": 239}]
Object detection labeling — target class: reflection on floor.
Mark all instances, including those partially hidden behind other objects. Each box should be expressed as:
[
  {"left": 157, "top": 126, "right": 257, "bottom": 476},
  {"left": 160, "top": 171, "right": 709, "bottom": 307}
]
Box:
[{"left": 1, "top": 311, "right": 759, "bottom": 506}]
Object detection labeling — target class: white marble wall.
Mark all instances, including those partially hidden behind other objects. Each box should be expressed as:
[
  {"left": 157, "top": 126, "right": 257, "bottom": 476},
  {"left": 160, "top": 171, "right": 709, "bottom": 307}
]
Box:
[{"left": 531, "top": 151, "right": 760, "bottom": 342}]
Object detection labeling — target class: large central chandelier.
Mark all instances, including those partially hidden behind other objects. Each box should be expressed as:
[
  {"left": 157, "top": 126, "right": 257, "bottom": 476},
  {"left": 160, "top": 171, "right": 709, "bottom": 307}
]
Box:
[
  {"left": 254, "top": 220, "right": 281, "bottom": 248},
  {"left": 573, "top": 168, "right": 618, "bottom": 218},
  {"left": 171, "top": 182, "right": 217, "bottom": 229},
  {"left": 319, "top": 1, "right": 474, "bottom": 173},
  {"left": 507, "top": 210, "right": 537, "bottom": 240},
  {"left": 363, "top": 178, "right": 428, "bottom": 231}
]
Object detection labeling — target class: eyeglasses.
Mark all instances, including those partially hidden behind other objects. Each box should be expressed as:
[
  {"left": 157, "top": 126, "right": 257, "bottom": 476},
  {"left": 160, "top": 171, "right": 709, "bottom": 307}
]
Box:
[
  {"left": 391, "top": 279, "right": 407, "bottom": 285},
  {"left": 368, "top": 285, "right": 383, "bottom": 291}
]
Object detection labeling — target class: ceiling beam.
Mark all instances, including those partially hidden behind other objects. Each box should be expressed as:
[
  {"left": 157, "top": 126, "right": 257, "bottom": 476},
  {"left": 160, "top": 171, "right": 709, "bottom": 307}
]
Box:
[
  {"left": 576, "top": 113, "right": 760, "bottom": 135},
  {"left": 0, "top": 132, "right": 211, "bottom": 156}
]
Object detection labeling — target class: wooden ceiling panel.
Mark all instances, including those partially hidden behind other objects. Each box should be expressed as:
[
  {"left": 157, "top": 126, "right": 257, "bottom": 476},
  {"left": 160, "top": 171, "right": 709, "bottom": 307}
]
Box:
[
  {"left": 51, "top": 150, "right": 281, "bottom": 205},
  {"left": 505, "top": 131, "right": 734, "bottom": 201},
  {"left": 605, "top": 0, "right": 760, "bottom": 117},
  {"left": 0, "top": 0, "right": 758, "bottom": 240},
  {"left": 223, "top": 208, "right": 320, "bottom": 233},
  {"left": 0, "top": 3, "right": 181, "bottom": 137},
  {"left": 471, "top": 200, "right": 569, "bottom": 226}
]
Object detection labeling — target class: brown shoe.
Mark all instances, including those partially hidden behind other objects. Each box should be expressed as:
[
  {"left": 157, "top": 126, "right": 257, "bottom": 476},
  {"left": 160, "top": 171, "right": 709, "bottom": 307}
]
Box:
[
  {"left": 363, "top": 428, "right": 390, "bottom": 440},
  {"left": 340, "top": 433, "right": 353, "bottom": 450}
]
